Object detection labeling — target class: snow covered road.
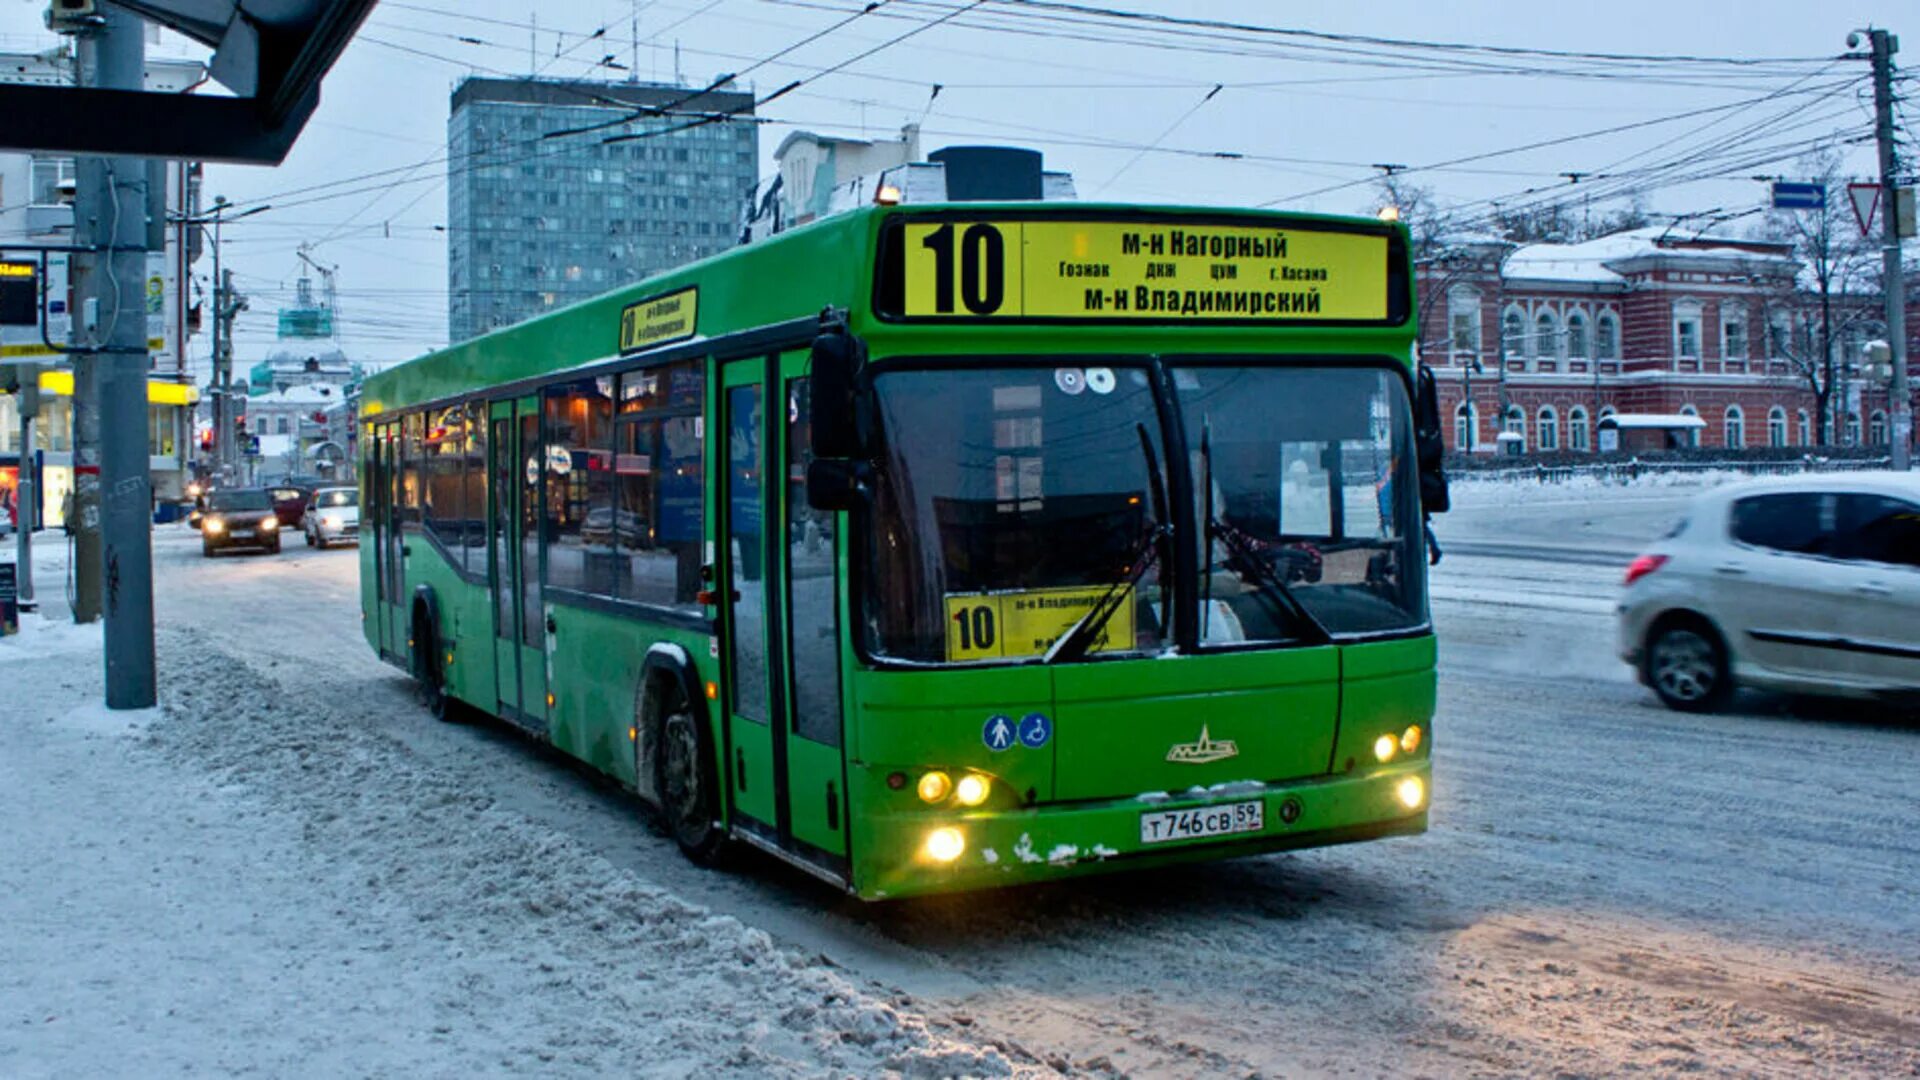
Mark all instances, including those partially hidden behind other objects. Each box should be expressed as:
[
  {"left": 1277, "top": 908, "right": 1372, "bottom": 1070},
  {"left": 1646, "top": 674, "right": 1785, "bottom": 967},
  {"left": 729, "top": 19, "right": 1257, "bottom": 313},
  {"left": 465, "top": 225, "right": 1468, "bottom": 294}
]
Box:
[{"left": 4, "top": 482, "right": 1918, "bottom": 1077}]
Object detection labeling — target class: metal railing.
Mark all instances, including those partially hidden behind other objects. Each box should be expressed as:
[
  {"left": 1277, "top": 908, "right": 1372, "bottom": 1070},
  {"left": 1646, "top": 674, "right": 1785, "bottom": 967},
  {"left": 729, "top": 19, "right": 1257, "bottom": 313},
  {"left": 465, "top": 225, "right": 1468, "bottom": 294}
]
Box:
[{"left": 1457, "top": 454, "right": 1895, "bottom": 485}]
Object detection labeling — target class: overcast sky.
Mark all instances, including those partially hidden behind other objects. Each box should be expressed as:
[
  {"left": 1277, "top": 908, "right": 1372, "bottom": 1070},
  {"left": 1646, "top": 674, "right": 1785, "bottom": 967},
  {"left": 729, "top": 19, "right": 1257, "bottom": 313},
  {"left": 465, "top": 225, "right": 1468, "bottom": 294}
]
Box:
[{"left": 2, "top": 0, "right": 1908, "bottom": 365}]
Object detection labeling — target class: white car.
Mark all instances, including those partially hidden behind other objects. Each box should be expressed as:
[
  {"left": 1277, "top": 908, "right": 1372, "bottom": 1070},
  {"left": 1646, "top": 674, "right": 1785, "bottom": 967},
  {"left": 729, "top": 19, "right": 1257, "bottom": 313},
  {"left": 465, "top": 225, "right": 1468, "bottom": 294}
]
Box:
[
  {"left": 1618, "top": 472, "right": 1920, "bottom": 711},
  {"left": 303, "top": 486, "right": 360, "bottom": 548}
]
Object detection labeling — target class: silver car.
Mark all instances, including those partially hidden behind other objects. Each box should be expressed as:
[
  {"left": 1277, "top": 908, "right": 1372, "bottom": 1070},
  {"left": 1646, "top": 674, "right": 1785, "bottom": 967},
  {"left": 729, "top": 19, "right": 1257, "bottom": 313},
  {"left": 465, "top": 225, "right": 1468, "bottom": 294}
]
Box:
[
  {"left": 1618, "top": 472, "right": 1920, "bottom": 711},
  {"left": 303, "top": 486, "right": 360, "bottom": 548}
]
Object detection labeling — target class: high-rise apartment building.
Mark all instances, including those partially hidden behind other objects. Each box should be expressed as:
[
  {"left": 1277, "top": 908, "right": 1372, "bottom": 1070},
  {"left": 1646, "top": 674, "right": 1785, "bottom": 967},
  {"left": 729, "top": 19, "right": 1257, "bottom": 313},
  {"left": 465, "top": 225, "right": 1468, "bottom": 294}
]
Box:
[{"left": 447, "top": 77, "right": 758, "bottom": 343}]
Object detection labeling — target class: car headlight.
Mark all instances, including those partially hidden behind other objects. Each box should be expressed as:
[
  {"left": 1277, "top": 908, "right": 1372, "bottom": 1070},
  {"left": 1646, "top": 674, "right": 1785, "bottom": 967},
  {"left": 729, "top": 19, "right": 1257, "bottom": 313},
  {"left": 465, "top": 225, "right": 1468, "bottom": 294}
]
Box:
[
  {"left": 204, "top": 517, "right": 225, "bottom": 534},
  {"left": 323, "top": 515, "right": 342, "bottom": 529},
  {"left": 260, "top": 516, "right": 279, "bottom": 530}
]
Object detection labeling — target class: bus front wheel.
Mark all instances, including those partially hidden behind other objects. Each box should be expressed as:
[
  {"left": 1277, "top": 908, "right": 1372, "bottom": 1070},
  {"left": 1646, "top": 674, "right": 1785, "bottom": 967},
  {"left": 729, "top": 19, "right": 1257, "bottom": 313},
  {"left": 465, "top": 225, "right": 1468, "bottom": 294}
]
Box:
[{"left": 656, "top": 691, "right": 725, "bottom": 865}]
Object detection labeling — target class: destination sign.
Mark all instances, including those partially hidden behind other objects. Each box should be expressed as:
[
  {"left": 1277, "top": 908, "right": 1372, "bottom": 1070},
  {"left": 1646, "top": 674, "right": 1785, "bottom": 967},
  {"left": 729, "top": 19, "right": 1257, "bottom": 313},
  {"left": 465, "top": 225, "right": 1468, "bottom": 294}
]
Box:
[
  {"left": 887, "top": 218, "right": 1394, "bottom": 323},
  {"left": 618, "top": 286, "right": 698, "bottom": 354}
]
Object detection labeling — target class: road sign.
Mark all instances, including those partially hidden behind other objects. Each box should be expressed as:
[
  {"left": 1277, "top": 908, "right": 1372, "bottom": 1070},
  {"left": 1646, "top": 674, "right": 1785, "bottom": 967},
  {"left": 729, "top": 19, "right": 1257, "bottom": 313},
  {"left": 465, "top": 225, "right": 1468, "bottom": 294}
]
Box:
[
  {"left": 1848, "top": 182, "right": 1881, "bottom": 237},
  {"left": 243, "top": 434, "right": 261, "bottom": 457},
  {"left": 1771, "top": 181, "right": 1825, "bottom": 210}
]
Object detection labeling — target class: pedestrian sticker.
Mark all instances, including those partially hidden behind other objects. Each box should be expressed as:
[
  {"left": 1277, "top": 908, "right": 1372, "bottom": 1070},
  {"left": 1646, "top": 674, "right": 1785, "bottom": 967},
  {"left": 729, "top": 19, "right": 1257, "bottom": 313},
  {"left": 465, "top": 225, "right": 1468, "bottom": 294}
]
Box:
[
  {"left": 983, "top": 714, "right": 1016, "bottom": 752},
  {"left": 1018, "top": 712, "right": 1051, "bottom": 749}
]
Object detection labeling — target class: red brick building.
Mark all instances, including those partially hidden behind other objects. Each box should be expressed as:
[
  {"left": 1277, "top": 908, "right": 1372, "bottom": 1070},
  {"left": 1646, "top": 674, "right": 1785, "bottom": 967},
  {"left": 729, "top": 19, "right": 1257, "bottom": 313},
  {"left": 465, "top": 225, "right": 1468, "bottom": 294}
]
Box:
[{"left": 1416, "top": 227, "right": 1915, "bottom": 455}]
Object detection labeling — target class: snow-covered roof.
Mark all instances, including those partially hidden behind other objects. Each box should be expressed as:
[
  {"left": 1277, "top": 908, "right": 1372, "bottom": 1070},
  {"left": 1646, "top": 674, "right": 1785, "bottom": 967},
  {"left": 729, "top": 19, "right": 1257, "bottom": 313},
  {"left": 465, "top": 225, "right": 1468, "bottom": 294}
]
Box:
[
  {"left": 250, "top": 384, "right": 341, "bottom": 406},
  {"left": 1598, "top": 413, "right": 1707, "bottom": 430},
  {"left": 1505, "top": 227, "right": 1793, "bottom": 285}
]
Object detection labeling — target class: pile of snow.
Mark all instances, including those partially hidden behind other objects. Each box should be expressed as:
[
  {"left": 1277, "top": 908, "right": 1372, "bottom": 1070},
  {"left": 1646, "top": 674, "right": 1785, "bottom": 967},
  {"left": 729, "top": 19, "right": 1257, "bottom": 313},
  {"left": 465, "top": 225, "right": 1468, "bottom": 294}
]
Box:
[{"left": 0, "top": 617, "right": 1035, "bottom": 1077}]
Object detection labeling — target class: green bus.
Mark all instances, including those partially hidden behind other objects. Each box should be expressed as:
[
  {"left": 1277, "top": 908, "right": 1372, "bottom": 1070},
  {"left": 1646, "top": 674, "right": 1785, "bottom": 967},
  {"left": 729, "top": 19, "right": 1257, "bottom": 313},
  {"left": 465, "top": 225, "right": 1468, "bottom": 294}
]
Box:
[{"left": 359, "top": 201, "right": 1445, "bottom": 900}]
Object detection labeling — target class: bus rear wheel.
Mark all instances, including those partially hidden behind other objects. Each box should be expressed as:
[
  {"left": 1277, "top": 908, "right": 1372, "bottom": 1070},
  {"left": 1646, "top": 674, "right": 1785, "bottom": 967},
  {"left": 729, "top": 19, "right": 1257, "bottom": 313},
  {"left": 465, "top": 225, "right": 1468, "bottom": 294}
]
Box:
[{"left": 656, "top": 692, "right": 725, "bottom": 864}]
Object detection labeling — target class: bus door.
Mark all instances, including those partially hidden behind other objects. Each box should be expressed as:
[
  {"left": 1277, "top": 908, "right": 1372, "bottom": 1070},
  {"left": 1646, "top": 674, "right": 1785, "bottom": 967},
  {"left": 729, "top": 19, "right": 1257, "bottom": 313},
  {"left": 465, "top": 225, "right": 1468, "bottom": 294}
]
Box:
[
  {"left": 719, "top": 357, "right": 779, "bottom": 836},
  {"left": 488, "top": 396, "right": 548, "bottom": 732},
  {"left": 374, "top": 420, "right": 404, "bottom": 661},
  {"left": 719, "top": 352, "right": 850, "bottom": 866},
  {"left": 777, "top": 351, "right": 847, "bottom": 860}
]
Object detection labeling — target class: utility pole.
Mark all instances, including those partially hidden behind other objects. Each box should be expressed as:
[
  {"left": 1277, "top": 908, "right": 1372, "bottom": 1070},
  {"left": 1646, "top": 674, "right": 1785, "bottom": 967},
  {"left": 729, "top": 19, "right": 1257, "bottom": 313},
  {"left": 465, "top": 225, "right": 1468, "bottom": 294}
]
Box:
[
  {"left": 1864, "top": 29, "right": 1912, "bottom": 469},
  {"left": 188, "top": 197, "right": 261, "bottom": 480},
  {"left": 69, "top": 4, "right": 155, "bottom": 705},
  {"left": 215, "top": 266, "right": 247, "bottom": 472},
  {"left": 12, "top": 374, "right": 35, "bottom": 612}
]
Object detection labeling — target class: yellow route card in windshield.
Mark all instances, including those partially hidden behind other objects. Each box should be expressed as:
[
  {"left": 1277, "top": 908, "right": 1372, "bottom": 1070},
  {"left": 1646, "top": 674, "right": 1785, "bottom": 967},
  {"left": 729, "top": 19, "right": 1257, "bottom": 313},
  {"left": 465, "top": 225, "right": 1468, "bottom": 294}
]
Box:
[
  {"left": 944, "top": 585, "right": 1136, "bottom": 662},
  {"left": 899, "top": 218, "right": 1390, "bottom": 322}
]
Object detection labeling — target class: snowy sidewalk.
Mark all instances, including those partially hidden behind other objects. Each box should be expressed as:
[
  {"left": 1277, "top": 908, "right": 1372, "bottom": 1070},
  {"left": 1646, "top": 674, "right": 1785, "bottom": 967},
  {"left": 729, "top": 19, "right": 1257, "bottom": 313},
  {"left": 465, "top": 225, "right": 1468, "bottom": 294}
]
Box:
[{"left": 0, "top": 612, "right": 1031, "bottom": 1078}]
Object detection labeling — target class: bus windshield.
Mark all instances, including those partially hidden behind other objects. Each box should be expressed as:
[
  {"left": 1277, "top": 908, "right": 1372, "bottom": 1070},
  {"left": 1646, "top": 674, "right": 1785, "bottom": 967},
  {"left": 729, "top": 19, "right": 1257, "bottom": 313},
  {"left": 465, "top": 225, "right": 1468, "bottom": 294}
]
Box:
[
  {"left": 861, "top": 359, "right": 1423, "bottom": 665},
  {"left": 1179, "top": 364, "right": 1424, "bottom": 643},
  {"left": 864, "top": 362, "right": 1169, "bottom": 664}
]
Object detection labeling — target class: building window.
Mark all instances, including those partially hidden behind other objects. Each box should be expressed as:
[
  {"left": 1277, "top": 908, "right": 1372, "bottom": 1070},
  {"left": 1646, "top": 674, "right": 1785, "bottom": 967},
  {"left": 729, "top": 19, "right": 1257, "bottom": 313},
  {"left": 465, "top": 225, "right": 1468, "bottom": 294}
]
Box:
[
  {"left": 1770, "top": 313, "right": 1794, "bottom": 359},
  {"left": 1797, "top": 409, "right": 1811, "bottom": 446},
  {"left": 29, "top": 157, "right": 76, "bottom": 205},
  {"left": 1454, "top": 401, "right": 1477, "bottom": 452},
  {"left": 1596, "top": 312, "right": 1619, "bottom": 360},
  {"left": 1503, "top": 308, "right": 1527, "bottom": 359},
  {"left": 1845, "top": 412, "right": 1862, "bottom": 446},
  {"left": 1566, "top": 312, "right": 1588, "bottom": 359},
  {"left": 1447, "top": 288, "right": 1481, "bottom": 363},
  {"left": 1869, "top": 410, "right": 1888, "bottom": 446},
  {"left": 1722, "top": 308, "right": 1747, "bottom": 359},
  {"left": 1679, "top": 404, "right": 1701, "bottom": 448},
  {"left": 1537, "top": 405, "right": 1559, "bottom": 451},
  {"left": 1569, "top": 406, "right": 1590, "bottom": 452},
  {"left": 1534, "top": 311, "right": 1559, "bottom": 361},
  {"left": 1674, "top": 302, "right": 1702, "bottom": 360},
  {"left": 1504, "top": 404, "right": 1527, "bottom": 451},
  {"left": 1724, "top": 405, "right": 1745, "bottom": 449},
  {"left": 1767, "top": 406, "right": 1787, "bottom": 448}
]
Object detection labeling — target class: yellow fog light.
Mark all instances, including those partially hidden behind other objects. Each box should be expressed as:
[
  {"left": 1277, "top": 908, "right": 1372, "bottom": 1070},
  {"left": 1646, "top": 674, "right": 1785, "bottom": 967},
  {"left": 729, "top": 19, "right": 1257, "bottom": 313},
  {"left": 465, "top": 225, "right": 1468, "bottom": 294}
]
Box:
[
  {"left": 953, "top": 773, "right": 990, "bottom": 807},
  {"left": 924, "top": 826, "right": 965, "bottom": 863},
  {"left": 1396, "top": 775, "right": 1426, "bottom": 810},
  {"left": 917, "top": 771, "right": 952, "bottom": 804},
  {"left": 1400, "top": 725, "right": 1422, "bottom": 754},
  {"left": 1373, "top": 734, "right": 1397, "bottom": 763}
]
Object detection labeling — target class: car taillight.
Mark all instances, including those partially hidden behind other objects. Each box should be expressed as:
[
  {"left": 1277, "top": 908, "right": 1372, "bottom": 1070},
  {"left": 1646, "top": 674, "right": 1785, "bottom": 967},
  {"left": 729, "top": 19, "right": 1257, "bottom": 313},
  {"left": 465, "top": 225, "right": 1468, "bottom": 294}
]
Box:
[{"left": 1623, "top": 553, "right": 1669, "bottom": 586}]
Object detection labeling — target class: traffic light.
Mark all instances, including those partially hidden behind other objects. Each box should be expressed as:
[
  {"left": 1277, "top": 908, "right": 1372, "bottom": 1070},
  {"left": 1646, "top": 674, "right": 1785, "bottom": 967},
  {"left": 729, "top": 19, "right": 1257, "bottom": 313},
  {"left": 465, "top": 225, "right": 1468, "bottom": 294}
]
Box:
[{"left": 198, "top": 427, "right": 214, "bottom": 452}]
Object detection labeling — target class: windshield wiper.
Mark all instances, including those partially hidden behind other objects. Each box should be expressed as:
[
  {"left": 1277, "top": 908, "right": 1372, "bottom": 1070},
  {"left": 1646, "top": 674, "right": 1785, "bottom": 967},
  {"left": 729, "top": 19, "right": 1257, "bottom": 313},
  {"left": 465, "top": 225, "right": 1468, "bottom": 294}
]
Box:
[
  {"left": 1045, "top": 423, "right": 1169, "bottom": 665},
  {"left": 1197, "top": 427, "right": 1331, "bottom": 645}
]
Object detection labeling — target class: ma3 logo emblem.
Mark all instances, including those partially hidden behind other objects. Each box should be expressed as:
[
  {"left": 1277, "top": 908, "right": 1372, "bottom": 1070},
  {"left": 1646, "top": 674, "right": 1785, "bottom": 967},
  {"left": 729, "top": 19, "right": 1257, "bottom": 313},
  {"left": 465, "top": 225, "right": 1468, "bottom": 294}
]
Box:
[{"left": 1166, "top": 725, "right": 1238, "bottom": 764}]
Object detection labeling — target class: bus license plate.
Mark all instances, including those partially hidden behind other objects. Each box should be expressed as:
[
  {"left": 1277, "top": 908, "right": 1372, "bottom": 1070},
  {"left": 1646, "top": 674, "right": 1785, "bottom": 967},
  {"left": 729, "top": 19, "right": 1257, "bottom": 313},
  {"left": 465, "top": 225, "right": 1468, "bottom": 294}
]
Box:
[{"left": 1140, "top": 800, "right": 1264, "bottom": 845}]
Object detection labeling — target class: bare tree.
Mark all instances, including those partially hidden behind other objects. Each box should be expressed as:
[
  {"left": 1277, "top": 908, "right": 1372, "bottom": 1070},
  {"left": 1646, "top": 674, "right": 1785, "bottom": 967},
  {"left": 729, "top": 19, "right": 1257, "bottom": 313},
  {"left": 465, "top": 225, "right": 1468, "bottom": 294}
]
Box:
[{"left": 1758, "top": 152, "right": 1878, "bottom": 446}]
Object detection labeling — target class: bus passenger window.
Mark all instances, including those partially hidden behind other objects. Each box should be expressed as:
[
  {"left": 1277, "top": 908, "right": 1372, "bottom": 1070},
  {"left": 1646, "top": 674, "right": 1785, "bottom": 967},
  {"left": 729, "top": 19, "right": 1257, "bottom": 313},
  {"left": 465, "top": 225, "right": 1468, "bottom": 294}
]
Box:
[
  {"left": 424, "top": 405, "right": 466, "bottom": 558},
  {"left": 400, "top": 412, "right": 424, "bottom": 532},
  {"left": 614, "top": 360, "right": 705, "bottom": 611},
  {"left": 543, "top": 377, "right": 616, "bottom": 595}
]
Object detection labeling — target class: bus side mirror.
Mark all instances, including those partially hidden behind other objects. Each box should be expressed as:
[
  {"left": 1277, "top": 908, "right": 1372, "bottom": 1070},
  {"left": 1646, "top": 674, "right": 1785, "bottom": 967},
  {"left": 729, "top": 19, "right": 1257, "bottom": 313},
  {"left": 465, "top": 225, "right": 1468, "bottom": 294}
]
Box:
[
  {"left": 806, "top": 458, "right": 870, "bottom": 511},
  {"left": 809, "top": 327, "right": 866, "bottom": 460},
  {"left": 1413, "top": 363, "right": 1450, "bottom": 515}
]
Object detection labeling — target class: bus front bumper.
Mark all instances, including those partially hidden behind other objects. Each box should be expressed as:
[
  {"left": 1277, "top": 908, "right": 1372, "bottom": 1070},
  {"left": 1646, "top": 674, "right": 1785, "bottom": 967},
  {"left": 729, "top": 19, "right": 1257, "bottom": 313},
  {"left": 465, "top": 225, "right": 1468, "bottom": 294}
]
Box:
[{"left": 856, "top": 760, "right": 1430, "bottom": 900}]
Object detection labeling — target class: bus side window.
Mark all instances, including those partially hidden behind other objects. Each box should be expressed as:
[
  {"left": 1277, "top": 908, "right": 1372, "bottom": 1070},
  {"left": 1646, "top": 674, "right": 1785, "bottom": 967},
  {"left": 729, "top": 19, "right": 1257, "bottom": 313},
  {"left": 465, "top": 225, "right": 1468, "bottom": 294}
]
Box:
[{"left": 614, "top": 359, "right": 706, "bottom": 611}]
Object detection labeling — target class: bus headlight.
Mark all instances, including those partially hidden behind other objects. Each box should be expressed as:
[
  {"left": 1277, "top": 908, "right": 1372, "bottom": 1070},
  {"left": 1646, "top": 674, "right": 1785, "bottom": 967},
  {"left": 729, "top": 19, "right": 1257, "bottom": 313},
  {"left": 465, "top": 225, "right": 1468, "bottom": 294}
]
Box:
[
  {"left": 1400, "top": 725, "right": 1422, "bottom": 754},
  {"left": 924, "top": 826, "right": 965, "bottom": 863},
  {"left": 1396, "top": 776, "right": 1426, "bottom": 810},
  {"left": 1373, "top": 734, "right": 1397, "bottom": 763},
  {"left": 953, "top": 773, "right": 990, "bottom": 807},
  {"left": 917, "top": 771, "right": 952, "bottom": 804}
]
